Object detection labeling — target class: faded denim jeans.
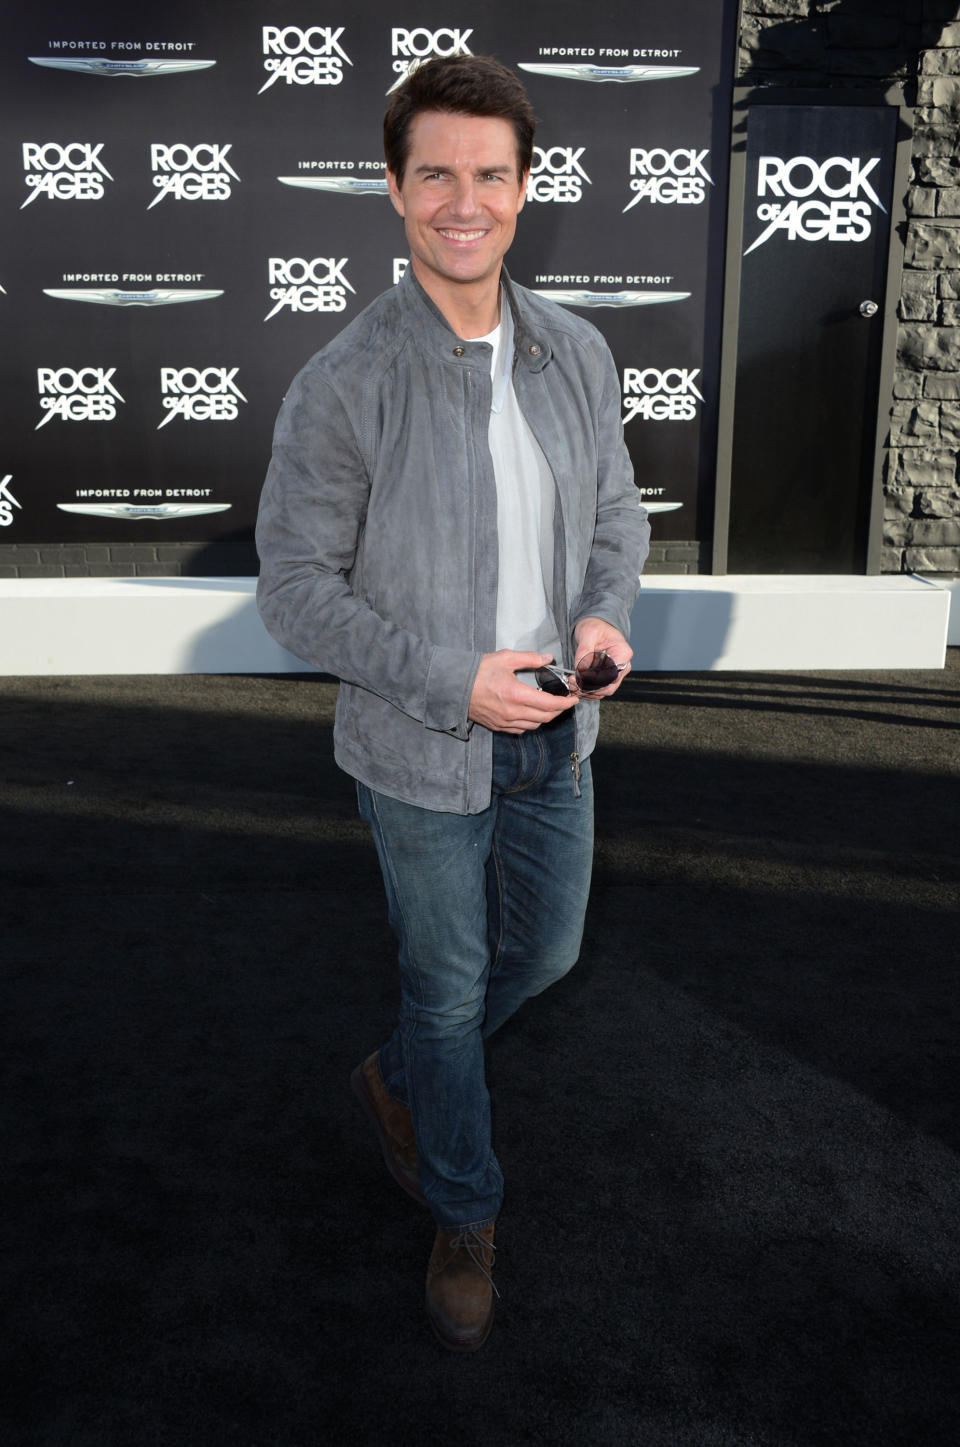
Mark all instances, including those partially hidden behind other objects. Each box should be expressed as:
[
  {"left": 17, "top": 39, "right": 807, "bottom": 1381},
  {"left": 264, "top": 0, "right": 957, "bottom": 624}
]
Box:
[{"left": 357, "top": 712, "right": 594, "bottom": 1230}]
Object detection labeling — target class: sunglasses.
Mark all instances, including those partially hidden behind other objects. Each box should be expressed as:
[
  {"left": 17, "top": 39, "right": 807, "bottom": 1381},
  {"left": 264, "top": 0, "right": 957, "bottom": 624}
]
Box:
[{"left": 534, "top": 649, "right": 628, "bottom": 698}]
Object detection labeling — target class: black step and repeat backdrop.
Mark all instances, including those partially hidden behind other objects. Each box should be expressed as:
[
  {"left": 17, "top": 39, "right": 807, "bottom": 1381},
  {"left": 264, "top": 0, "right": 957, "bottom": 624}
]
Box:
[{"left": 1, "top": 1, "right": 735, "bottom": 549}]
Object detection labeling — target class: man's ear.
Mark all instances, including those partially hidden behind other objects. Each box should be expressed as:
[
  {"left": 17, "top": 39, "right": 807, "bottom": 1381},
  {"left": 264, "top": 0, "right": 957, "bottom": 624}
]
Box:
[
  {"left": 386, "top": 170, "right": 405, "bottom": 217},
  {"left": 516, "top": 170, "right": 530, "bottom": 213}
]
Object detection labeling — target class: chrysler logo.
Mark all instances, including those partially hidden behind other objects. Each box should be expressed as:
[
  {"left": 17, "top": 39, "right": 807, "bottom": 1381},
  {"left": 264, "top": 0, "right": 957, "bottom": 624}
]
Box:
[
  {"left": 517, "top": 63, "right": 699, "bottom": 83},
  {"left": 44, "top": 288, "right": 223, "bottom": 307},
  {"left": 57, "top": 502, "right": 232, "bottom": 520},
  {"left": 277, "top": 176, "right": 388, "bottom": 195},
  {"left": 533, "top": 289, "right": 691, "bottom": 308},
  {"left": 28, "top": 57, "right": 216, "bottom": 77}
]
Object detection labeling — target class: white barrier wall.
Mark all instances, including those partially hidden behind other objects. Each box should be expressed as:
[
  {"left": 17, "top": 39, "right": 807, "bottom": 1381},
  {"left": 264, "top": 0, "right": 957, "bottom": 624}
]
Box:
[{"left": 0, "top": 574, "right": 949, "bottom": 676}]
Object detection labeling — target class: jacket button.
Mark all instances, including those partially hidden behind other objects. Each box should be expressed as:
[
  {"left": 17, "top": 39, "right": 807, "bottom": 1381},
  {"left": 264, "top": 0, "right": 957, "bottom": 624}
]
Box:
[
  {"left": 453, "top": 345, "right": 465, "bottom": 357},
  {"left": 528, "top": 343, "right": 541, "bottom": 356}
]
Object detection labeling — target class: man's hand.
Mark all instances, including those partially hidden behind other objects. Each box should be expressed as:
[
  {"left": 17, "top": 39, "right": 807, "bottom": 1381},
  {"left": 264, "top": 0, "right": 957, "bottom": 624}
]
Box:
[
  {"left": 468, "top": 650, "right": 577, "bottom": 734},
  {"left": 572, "top": 617, "right": 633, "bottom": 699}
]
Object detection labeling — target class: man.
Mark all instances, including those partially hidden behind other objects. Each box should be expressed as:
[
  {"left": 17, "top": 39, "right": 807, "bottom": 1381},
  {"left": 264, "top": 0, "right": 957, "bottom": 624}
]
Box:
[{"left": 256, "top": 54, "right": 649, "bottom": 1352}]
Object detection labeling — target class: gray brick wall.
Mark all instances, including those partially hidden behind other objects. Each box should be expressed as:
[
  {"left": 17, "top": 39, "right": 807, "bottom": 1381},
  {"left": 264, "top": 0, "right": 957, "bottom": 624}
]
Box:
[
  {"left": 642, "top": 541, "right": 709, "bottom": 575},
  {"left": 0, "top": 539, "right": 259, "bottom": 581},
  {"left": 0, "top": 534, "right": 707, "bottom": 579},
  {"left": 741, "top": 0, "right": 960, "bottom": 577}
]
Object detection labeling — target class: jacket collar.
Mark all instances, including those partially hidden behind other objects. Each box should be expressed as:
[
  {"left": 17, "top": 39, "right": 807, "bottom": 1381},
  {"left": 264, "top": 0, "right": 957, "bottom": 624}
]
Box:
[{"left": 397, "top": 263, "right": 551, "bottom": 373}]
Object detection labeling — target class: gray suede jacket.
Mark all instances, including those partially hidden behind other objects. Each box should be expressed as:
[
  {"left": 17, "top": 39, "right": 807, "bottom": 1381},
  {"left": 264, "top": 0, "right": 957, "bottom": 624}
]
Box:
[{"left": 256, "top": 265, "right": 650, "bottom": 814}]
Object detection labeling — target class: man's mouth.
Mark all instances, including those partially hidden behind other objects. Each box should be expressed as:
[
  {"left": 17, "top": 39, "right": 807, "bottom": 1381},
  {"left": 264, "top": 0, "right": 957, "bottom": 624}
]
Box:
[{"left": 437, "top": 228, "right": 488, "bottom": 242}]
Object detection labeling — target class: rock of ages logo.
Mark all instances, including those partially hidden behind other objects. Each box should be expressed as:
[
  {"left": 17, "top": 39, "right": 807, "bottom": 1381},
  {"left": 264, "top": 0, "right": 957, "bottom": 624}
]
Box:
[
  {"left": 744, "top": 154, "right": 884, "bottom": 255},
  {"left": 527, "top": 146, "right": 590, "bottom": 204},
  {"left": 264, "top": 258, "right": 355, "bottom": 320},
  {"left": 148, "top": 144, "right": 239, "bottom": 209},
  {"left": 0, "top": 475, "right": 22, "bottom": 527},
  {"left": 35, "top": 367, "right": 124, "bottom": 428},
  {"left": 622, "top": 366, "right": 704, "bottom": 424},
  {"left": 624, "top": 147, "right": 712, "bottom": 212},
  {"left": 21, "top": 142, "right": 112, "bottom": 209},
  {"left": 388, "top": 27, "right": 474, "bottom": 88},
  {"left": 259, "top": 26, "right": 351, "bottom": 92},
  {"left": 158, "top": 367, "right": 246, "bottom": 427}
]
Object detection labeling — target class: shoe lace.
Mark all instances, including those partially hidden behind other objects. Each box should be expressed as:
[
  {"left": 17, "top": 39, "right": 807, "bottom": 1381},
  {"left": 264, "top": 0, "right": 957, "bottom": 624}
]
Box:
[{"left": 450, "top": 1228, "right": 500, "bottom": 1299}]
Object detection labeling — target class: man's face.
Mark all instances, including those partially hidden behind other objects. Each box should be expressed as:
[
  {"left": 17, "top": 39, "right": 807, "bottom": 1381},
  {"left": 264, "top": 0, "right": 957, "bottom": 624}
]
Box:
[{"left": 387, "top": 110, "right": 528, "bottom": 302}]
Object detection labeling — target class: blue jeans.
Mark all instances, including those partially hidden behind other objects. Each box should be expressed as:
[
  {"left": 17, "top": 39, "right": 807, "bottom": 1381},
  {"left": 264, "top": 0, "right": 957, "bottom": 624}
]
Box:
[{"left": 356, "top": 712, "right": 594, "bottom": 1230}]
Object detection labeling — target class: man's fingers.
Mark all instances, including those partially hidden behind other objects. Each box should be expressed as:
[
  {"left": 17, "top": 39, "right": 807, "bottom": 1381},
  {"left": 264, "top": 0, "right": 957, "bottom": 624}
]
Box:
[{"left": 468, "top": 648, "right": 579, "bottom": 731}]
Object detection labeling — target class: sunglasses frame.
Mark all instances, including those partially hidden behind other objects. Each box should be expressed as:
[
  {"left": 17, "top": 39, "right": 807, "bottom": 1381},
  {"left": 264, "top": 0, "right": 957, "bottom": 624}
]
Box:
[{"left": 534, "top": 649, "right": 628, "bottom": 698}]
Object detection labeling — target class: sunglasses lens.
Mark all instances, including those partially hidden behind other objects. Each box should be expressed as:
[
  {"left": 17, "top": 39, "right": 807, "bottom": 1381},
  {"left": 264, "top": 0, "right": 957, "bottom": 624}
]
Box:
[
  {"left": 535, "top": 667, "right": 569, "bottom": 696},
  {"left": 575, "top": 650, "right": 619, "bottom": 692}
]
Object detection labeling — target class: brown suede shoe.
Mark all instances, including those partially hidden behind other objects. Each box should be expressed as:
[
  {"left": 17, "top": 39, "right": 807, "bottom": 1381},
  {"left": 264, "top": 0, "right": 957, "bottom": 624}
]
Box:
[
  {"left": 350, "top": 1051, "right": 427, "bottom": 1207},
  {"left": 425, "top": 1224, "right": 497, "bottom": 1352}
]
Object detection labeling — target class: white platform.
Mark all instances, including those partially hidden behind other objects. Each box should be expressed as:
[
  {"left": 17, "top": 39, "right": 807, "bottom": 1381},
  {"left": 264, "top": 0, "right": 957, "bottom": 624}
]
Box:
[
  {"left": 628, "top": 573, "right": 951, "bottom": 671},
  {"left": 0, "top": 573, "right": 951, "bottom": 676},
  {"left": 935, "top": 576, "right": 960, "bottom": 647}
]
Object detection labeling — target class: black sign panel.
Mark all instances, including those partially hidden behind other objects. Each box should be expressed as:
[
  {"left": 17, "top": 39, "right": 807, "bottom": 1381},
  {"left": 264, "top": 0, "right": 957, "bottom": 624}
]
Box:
[
  {"left": 1, "top": 0, "right": 735, "bottom": 547},
  {"left": 727, "top": 103, "right": 899, "bottom": 574}
]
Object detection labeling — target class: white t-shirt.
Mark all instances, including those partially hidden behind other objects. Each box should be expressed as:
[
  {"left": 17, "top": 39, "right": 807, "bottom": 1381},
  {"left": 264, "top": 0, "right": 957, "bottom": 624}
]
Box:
[{"left": 475, "top": 298, "right": 563, "bottom": 668}]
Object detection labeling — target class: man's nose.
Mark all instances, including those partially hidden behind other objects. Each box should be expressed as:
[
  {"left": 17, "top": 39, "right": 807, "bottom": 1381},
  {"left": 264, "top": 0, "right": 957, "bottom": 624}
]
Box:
[{"left": 449, "top": 178, "right": 479, "bottom": 217}]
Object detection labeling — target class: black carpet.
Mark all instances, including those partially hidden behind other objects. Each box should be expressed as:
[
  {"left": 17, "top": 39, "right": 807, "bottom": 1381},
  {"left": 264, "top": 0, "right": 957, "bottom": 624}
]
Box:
[{"left": 3, "top": 658, "right": 959, "bottom": 1446}]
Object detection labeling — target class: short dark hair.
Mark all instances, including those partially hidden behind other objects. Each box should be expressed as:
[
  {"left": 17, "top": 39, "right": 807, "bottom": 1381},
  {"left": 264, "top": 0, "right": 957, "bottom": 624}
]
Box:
[{"left": 383, "top": 54, "right": 536, "bottom": 185}]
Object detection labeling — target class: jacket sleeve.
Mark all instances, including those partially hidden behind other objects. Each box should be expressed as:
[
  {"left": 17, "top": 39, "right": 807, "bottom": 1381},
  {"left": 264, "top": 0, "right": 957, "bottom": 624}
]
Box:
[
  {"left": 571, "top": 340, "right": 650, "bottom": 639},
  {"left": 255, "top": 366, "right": 480, "bottom": 739}
]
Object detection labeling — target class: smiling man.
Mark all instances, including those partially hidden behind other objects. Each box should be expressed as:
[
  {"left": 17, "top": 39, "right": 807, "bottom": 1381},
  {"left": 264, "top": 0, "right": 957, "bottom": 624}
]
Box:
[
  {"left": 256, "top": 55, "right": 649, "bottom": 1352},
  {"left": 386, "top": 108, "right": 523, "bottom": 335}
]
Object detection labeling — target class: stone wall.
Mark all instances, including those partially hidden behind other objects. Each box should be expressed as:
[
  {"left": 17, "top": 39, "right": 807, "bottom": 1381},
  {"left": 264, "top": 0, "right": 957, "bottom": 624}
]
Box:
[{"left": 740, "top": 0, "right": 960, "bottom": 575}]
